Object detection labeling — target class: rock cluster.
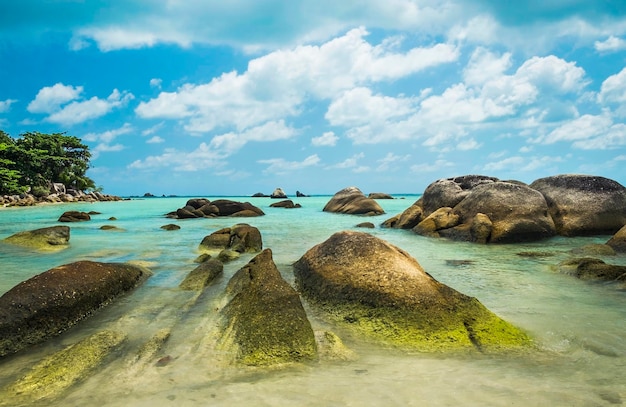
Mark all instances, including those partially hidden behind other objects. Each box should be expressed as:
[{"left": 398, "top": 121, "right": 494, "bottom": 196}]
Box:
[
  {"left": 384, "top": 174, "right": 626, "bottom": 243},
  {"left": 166, "top": 198, "right": 265, "bottom": 219},
  {"left": 1, "top": 190, "right": 122, "bottom": 207}
]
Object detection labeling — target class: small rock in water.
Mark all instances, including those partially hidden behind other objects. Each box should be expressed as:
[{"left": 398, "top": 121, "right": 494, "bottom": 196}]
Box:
[
  {"left": 445, "top": 259, "right": 474, "bottom": 267},
  {"left": 155, "top": 355, "right": 174, "bottom": 367}
]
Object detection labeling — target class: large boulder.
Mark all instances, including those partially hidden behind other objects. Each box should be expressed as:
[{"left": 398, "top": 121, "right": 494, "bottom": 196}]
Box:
[
  {"left": 293, "top": 231, "right": 531, "bottom": 352},
  {"left": 220, "top": 249, "right": 317, "bottom": 365},
  {"left": 270, "top": 199, "right": 301, "bottom": 208},
  {"left": 530, "top": 174, "right": 626, "bottom": 236},
  {"left": 0, "top": 261, "right": 151, "bottom": 357},
  {"left": 199, "top": 223, "right": 263, "bottom": 254},
  {"left": 323, "top": 187, "right": 385, "bottom": 216},
  {"left": 58, "top": 211, "right": 91, "bottom": 222},
  {"left": 3, "top": 225, "right": 70, "bottom": 250},
  {"left": 607, "top": 225, "right": 626, "bottom": 252}
]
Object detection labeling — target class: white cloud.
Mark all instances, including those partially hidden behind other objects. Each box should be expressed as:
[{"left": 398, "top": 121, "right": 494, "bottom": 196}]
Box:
[
  {"left": 136, "top": 28, "right": 458, "bottom": 134},
  {"left": 258, "top": 154, "right": 320, "bottom": 174},
  {"left": 128, "top": 143, "right": 226, "bottom": 171},
  {"left": 457, "top": 138, "right": 481, "bottom": 150},
  {"left": 27, "top": 83, "right": 83, "bottom": 114},
  {"left": 410, "top": 159, "right": 454, "bottom": 173},
  {"left": 46, "top": 89, "right": 134, "bottom": 126},
  {"left": 326, "top": 152, "right": 365, "bottom": 170},
  {"left": 376, "top": 152, "right": 410, "bottom": 171},
  {"left": 541, "top": 114, "right": 612, "bottom": 144},
  {"left": 142, "top": 122, "right": 164, "bottom": 136},
  {"left": 149, "top": 78, "right": 163, "bottom": 89},
  {"left": 598, "top": 67, "right": 626, "bottom": 104},
  {"left": 83, "top": 123, "right": 133, "bottom": 159},
  {"left": 0, "top": 99, "right": 17, "bottom": 113},
  {"left": 326, "top": 87, "right": 415, "bottom": 127},
  {"left": 209, "top": 120, "right": 297, "bottom": 153},
  {"left": 482, "top": 156, "right": 525, "bottom": 172},
  {"left": 147, "top": 136, "right": 165, "bottom": 144},
  {"left": 463, "top": 47, "right": 512, "bottom": 86},
  {"left": 311, "top": 131, "right": 338, "bottom": 147},
  {"left": 595, "top": 36, "right": 626, "bottom": 53}
]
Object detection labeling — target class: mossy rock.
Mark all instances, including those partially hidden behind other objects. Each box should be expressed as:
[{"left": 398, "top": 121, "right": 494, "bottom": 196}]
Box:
[
  {"left": 220, "top": 249, "right": 317, "bottom": 366},
  {"left": 3, "top": 226, "right": 70, "bottom": 251},
  {"left": 0, "top": 330, "right": 126, "bottom": 406},
  {"left": 179, "top": 259, "right": 223, "bottom": 291}
]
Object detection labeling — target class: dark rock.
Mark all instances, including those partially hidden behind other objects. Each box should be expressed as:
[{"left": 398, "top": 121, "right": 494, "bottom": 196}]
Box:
[
  {"left": 270, "top": 199, "right": 300, "bottom": 208},
  {"left": 99, "top": 225, "right": 123, "bottom": 231},
  {"left": 356, "top": 222, "right": 375, "bottom": 228},
  {"left": 4, "top": 226, "right": 70, "bottom": 250},
  {"left": 293, "top": 231, "right": 531, "bottom": 352},
  {"left": 296, "top": 191, "right": 309, "bottom": 197},
  {"left": 87, "top": 211, "right": 101, "bottom": 215},
  {"left": 368, "top": 192, "right": 394, "bottom": 199},
  {"left": 179, "top": 259, "right": 223, "bottom": 291},
  {"left": 58, "top": 211, "right": 91, "bottom": 222},
  {"left": 185, "top": 198, "right": 211, "bottom": 209},
  {"left": 221, "top": 249, "right": 316, "bottom": 365},
  {"left": 199, "top": 224, "right": 263, "bottom": 254},
  {"left": 558, "top": 257, "right": 626, "bottom": 282},
  {"left": 218, "top": 249, "right": 240, "bottom": 262},
  {"left": 323, "top": 187, "right": 385, "bottom": 216},
  {"left": 252, "top": 192, "right": 269, "bottom": 197},
  {"left": 530, "top": 174, "right": 626, "bottom": 236},
  {"left": 194, "top": 253, "right": 212, "bottom": 263},
  {"left": 160, "top": 224, "right": 181, "bottom": 231},
  {"left": 0, "top": 261, "right": 151, "bottom": 357},
  {"left": 167, "top": 199, "right": 264, "bottom": 219},
  {"left": 570, "top": 244, "right": 616, "bottom": 256},
  {"left": 209, "top": 200, "right": 265, "bottom": 217}
]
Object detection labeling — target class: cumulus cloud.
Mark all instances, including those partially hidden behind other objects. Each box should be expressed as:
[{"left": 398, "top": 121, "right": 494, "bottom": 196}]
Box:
[
  {"left": 311, "top": 131, "right": 338, "bottom": 147},
  {"left": 410, "top": 159, "right": 455, "bottom": 173},
  {"left": 595, "top": 36, "right": 626, "bottom": 52},
  {"left": 376, "top": 152, "right": 410, "bottom": 171},
  {"left": 128, "top": 143, "right": 226, "bottom": 171},
  {"left": 326, "top": 152, "right": 368, "bottom": 172},
  {"left": 27, "top": 83, "right": 83, "bottom": 114},
  {"left": 147, "top": 136, "right": 165, "bottom": 144},
  {"left": 209, "top": 120, "right": 297, "bottom": 153},
  {"left": 0, "top": 99, "right": 17, "bottom": 113},
  {"left": 149, "top": 78, "right": 163, "bottom": 89},
  {"left": 598, "top": 67, "right": 626, "bottom": 104},
  {"left": 83, "top": 123, "right": 133, "bottom": 159}
]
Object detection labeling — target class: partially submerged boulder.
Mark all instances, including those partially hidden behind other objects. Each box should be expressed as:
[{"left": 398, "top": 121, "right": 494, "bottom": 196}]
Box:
[
  {"left": 3, "top": 225, "right": 70, "bottom": 251},
  {"left": 293, "top": 231, "right": 531, "bottom": 352},
  {"left": 0, "top": 261, "right": 151, "bottom": 357},
  {"left": 368, "top": 192, "right": 394, "bottom": 199},
  {"left": 529, "top": 174, "right": 626, "bottom": 236},
  {"left": 199, "top": 223, "right": 263, "bottom": 254},
  {"left": 323, "top": 187, "right": 385, "bottom": 216},
  {"left": 557, "top": 257, "right": 626, "bottom": 283},
  {"left": 179, "top": 259, "right": 224, "bottom": 291},
  {"left": 220, "top": 249, "right": 317, "bottom": 365},
  {"left": 270, "top": 199, "right": 301, "bottom": 208},
  {"left": 0, "top": 330, "right": 126, "bottom": 405},
  {"left": 58, "top": 211, "right": 91, "bottom": 222},
  {"left": 166, "top": 198, "right": 264, "bottom": 219}
]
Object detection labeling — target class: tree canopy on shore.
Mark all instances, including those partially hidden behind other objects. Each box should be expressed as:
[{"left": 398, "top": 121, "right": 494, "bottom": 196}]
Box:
[{"left": 0, "top": 131, "right": 95, "bottom": 196}]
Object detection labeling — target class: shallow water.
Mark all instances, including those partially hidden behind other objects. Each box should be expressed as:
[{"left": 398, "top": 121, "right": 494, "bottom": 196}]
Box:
[{"left": 0, "top": 196, "right": 624, "bottom": 406}]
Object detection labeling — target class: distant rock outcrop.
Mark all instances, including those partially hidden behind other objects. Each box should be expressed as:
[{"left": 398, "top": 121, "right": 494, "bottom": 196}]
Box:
[
  {"left": 220, "top": 249, "right": 316, "bottom": 365},
  {"left": 323, "top": 187, "right": 385, "bottom": 216},
  {"left": 0, "top": 261, "right": 151, "bottom": 357},
  {"left": 166, "top": 198, "right": 264, "bottom": 219},
  {"left": 270, "top": 188, "right": 288, "bottom": 199},
  {"left": 293, "top": 231, "right": 531, "bottom": 352},
  {"left": 368, "top": 192, "right": 394, "bottom": 199},
  {"left": 529, "top": 174, "right": 626, "bottom": 236},
  {"left": 296, "top": 191, "right": 309, "bottom": 197},
  {"left": 3, "top": 226, "right": 70, "bottom": 250},
  {"left": 270, "top": 199, "right": 301, "bottom": 208}
]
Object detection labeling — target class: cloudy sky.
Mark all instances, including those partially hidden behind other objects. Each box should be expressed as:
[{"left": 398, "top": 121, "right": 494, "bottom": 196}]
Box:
[{"left": 1, "top": 1, "right": 625, "bottom": 196}]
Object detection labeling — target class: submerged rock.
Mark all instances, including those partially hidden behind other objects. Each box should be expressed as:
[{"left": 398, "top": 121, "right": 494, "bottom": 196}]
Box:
[
  {"left": 0, "top": 330, "right": 126, "bottom": 406},
  {"left": 323, "top": 187, "right": 385, "bottom": 216},
  {"left": 270, "top": 199, "right": 301, "bottom": 208},
  {"left": 58, "top": 210, "right": 91, "bottom": 222},
  {"left": 3, "top": 225, "right": 70, "bottom": 251},
  {"left": 179, "top": 259, "right": 224, "bottom": 291},
  {"left": 557, "top": 257, "right": 626, "bottom": 282},
  {"left": 529, "top": 174, "right": 626, "bottom": 236},
  {"left": 199, "top": 223, "right": 263, "bottom": 254},
  {"left": 0, "top": 261, "right": 151, "bottom": 357},
  {"left": 293, "top": 231, "right": 531, "bottom": 352},
  {"left": 220, "top": 249, "right": 317, "bottom": 365}
]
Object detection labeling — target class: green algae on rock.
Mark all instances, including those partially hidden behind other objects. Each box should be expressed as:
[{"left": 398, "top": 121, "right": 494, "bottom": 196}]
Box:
[
  {"left": 179, "top": 259, "right": 223, "bottom": 291},
  {"left": 293, "top": 231, "right": 532, "bottom": 353},
  {"left": 0, "top": 330, "right": 126, "bottom": 406},
  {"left": 220, "top": 249, "right": 317, "bottom": 366},
  {"left": 3, "top": 225, "right": 70, "bottom": 251}
]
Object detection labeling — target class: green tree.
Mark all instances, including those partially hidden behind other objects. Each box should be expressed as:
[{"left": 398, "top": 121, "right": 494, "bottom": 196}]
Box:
[{"left": 0, "top": 131, "right": 26, "bottom": 195}]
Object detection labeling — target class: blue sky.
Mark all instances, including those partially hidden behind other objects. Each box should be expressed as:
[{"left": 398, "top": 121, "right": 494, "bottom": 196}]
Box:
[{"left": 1, "top": 0, "right": 625, "bottom": 197}]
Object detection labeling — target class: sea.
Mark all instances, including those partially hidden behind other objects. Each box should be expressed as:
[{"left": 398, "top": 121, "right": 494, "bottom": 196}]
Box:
[{"left": 0, "top": 195, "right": 624, "bottom": 406}]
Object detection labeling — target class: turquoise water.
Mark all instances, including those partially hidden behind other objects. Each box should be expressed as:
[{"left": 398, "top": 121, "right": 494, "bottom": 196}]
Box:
[{"left": 0, "top": 196, "right": 624, "bottom": 406}]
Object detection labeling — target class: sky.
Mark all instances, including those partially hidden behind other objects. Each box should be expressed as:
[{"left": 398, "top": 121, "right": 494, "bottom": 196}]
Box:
[{"left": 0, "top": 0, "right": 625, "bottom": 197}]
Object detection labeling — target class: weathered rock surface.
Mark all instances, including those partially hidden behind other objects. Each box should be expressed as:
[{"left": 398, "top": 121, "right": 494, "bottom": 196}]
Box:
[
  {"left": 356, "top": 222, "right": 375, "bottom": 228},
  {"left": 58, "top": 210, "right": 91, "bottom": 222},
  {"left": 179, "top": 259, "right": 224, "bottom": 291},
  {"left": 557, "top": 257, "right": 626, "bottom": 283},
  {"left": 270, "top": 187, "right": 288, "bottom": 199},
  {"left": 293, "top": 231, "right": 531, "bottom": 352},
  {"left": 385, "top": 175, "right": 556, "bottom": 243},
  {"left": 198, "top": 224, "right": 263, "bottom": 254},
  {"left": 160, "top": 223, "right": 181, "bottom": 231},
  {"left": 607, "top": 225, "right": 626, "bottom": 252},
  {"left": 0, "top": 261, "right": 151, "bottom": 357},
  {"left": 368, "top": 192, "right": 394, "bottom": 199},
  {"left": 166, "top": 198, "right": 264, "bottom": 219},
  {"left": 0, "top": 330, "right": 126, "bottom": 406},
  {"left": 3, "top": 225, "right": 70, "bottom": 250},
  {"left": 323, "top": 187, "right": 385, "bottom": 216},
  {"left": 529, "top": 174, "right": 626, "bottom": 236},
  {"left": 270, "top": 199, "right": 301, "bottom": 208},
  {"left": 220, "top": 249, "right": 317, "bottom": 365}
]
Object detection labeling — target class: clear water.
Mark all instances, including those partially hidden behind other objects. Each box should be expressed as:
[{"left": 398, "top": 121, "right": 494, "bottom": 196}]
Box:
[{"left": 0, "top": 196, "right": 624, "bottom": 406}]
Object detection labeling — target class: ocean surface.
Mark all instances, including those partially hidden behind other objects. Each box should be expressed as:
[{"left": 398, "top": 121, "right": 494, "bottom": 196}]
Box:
[{"left": 0, "top": 195, "right": 624, "bottom": 406}]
